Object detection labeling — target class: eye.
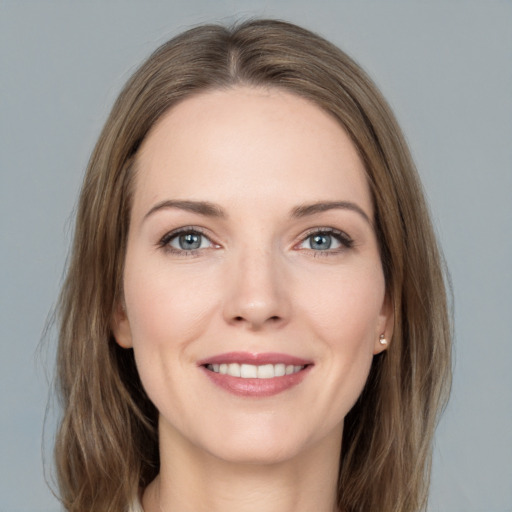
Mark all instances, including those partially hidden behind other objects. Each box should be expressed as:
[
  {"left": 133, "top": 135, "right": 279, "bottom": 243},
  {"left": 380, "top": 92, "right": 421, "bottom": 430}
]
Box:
[
  {"left": 307, "top": 233, "right": 339, "bottom": 250},
  {"left": 159, "top": 228, "right": 214, "bottom": 253},
  {"left": 297, "top": 229, "right": 353, "bottom": 252}
]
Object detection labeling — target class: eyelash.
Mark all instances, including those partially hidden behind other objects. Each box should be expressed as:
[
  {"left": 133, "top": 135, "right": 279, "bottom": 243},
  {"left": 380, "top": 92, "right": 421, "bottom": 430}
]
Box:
[
  {"left": 157, "top": 226, "right": 354, "bottom": 256},
  {"left": 157, "top": 226, "right": 214, "bottom": 256},
  {"left": 298, "top": 227, "right": 354, "bottom": 256}
]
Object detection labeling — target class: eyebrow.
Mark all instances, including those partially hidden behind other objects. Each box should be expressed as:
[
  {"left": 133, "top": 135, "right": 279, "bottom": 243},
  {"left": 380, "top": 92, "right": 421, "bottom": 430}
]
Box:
[
  {"left": 143, "top": 199, "right": 371, "bottom": 225},
  {"left": 143, "top": 200, "right": 226, "bottom": 221},
  {"left": 291, "top": 201, "right": 372, "bottom": 225}
]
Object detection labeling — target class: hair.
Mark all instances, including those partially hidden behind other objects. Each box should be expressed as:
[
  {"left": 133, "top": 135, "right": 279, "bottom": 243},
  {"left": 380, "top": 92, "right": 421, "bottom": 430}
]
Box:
[{"left": 54, "top": 19, "right": 452, "bottom": 512}]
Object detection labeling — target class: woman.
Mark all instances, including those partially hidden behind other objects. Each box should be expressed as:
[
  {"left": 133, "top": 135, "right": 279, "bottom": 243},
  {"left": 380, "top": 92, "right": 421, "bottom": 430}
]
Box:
[{"left": 54, "top": 19, "right": 451, "bottom": 512}]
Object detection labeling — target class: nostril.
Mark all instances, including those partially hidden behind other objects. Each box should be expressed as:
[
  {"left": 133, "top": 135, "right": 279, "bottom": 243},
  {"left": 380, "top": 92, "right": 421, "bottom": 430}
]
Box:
[{"left": 231, "top": 315, "right": 282, "bottom": 325}]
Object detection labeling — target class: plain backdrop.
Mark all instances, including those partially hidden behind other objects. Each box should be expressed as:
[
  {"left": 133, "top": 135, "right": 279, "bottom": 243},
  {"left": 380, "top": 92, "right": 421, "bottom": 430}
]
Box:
[{"left": 1, "top": 1, "right": 511, "bottom": 511}]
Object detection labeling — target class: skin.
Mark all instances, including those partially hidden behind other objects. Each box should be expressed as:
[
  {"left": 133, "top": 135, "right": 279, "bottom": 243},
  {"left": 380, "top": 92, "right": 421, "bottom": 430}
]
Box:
[{"left": 113, "top": 86, "right": 392, "bottom": 512}]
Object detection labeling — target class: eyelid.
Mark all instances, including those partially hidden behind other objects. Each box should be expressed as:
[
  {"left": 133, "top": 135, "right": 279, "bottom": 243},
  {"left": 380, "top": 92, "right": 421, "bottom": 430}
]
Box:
[
  {"left": 295, "top": 227, "right": 354, "bottom": 251},
  {"left": 157, "top": 226, "right": 219, "bottom": 254},
  {"left": 159, "top": 225, "right": 206, "bottom": 243}
]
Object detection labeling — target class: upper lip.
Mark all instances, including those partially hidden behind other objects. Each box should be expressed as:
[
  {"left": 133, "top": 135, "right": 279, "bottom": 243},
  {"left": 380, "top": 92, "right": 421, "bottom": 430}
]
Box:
[{"left": 197, "top": 351, "right": 313, "bottom": 367}]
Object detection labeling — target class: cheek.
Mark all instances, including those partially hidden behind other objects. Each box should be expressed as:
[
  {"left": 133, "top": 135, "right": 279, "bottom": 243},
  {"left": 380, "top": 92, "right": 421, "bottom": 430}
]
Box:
[
  {"left": 123, "top": 260, "right": 219, "bottom": 349},
  {"left": 122, "top": 259, "right": 220, "bottom": 413},
  {"left": 299, "top": 261, "right": 385, "bottom": 345},
  {"left": 245, "top": 260, "right": 384, "bottom": 444},
  {"left": 297, "top": 262, "right": 385, "bottom": 405}
]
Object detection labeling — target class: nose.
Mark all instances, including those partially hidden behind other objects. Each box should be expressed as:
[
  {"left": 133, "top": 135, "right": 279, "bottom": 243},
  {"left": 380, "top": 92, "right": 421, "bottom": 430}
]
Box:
[{"left": 222, "top": 246, "right": 291, "bottom": 330}]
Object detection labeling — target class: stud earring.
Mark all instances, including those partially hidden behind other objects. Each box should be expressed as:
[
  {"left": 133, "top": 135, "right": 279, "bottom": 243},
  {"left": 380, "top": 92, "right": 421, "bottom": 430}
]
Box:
[{"left": 379, "top": 334, "right": 387, "bottom": 345}]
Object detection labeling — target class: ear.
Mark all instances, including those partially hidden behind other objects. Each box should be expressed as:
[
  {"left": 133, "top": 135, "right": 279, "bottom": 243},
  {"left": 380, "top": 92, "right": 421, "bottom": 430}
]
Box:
[
  {"left": 373, "top": 293, "right": 394, "bottom": 355},
  {"left": 111, "top": 301, "right": 133, "bottom": 349}
]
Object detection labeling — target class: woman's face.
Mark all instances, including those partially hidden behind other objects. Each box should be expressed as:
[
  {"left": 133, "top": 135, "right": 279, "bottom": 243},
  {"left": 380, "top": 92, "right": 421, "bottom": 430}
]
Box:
[{"left": 113, "top": 86, "right": 391, "bottom": 464}]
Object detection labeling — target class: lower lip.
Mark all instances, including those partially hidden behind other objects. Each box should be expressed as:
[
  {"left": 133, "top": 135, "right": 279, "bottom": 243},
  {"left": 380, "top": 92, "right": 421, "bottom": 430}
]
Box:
[{"left": 200, "top": 365, "right": 312, "bottom": 397}]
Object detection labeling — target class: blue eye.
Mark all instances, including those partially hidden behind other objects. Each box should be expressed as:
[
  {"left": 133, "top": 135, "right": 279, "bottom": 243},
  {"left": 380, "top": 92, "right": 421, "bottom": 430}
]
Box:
[
  {"left": 160, "top": 229, "right": 213, "bottom": 253},
  {"left": 173, "top": 232, "right": 204, "bottom": 250},
  {"left": 309, "top": 233, "right": 337, "bottom": 250},
  {"left": 299, "top": 229, "right": 353, "bottom": 252}
]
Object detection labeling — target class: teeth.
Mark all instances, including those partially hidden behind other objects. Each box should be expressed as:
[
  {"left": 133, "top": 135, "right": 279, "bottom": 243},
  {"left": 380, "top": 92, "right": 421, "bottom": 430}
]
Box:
[
  {"left": 228, "top": 363, "right": 241, "bottom": 377},
  {"left": 275, "top": 363, "right": 286, "bottom": 377},
  {"left": 257, "top": 364, "right": 274, "bottom": 379},
  {"left": 240, "top": 363, "right": 258, "bottom": 378},
  {"left": 207, "top": 363, "right": 305, "bottom": 378}
]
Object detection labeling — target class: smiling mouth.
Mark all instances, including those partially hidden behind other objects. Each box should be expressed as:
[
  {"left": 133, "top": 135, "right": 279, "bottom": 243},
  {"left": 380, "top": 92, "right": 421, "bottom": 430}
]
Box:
[
  {"left": 204, "top": 363, "right": 307, "bottom": 379},
  {"left": 198, "top": 352, "right": 313, "bottom": 396}
]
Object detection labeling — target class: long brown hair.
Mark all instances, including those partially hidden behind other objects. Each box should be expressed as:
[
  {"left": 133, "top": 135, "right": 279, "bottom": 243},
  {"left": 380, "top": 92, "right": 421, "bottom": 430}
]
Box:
[{"left": 54, "top": 19, "right": 451, "bottom": 512}]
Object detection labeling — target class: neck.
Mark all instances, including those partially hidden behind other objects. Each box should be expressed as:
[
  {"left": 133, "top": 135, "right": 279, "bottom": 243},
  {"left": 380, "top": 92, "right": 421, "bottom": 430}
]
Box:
[{"left": 143, "top": 421, "right": 342, "bottom": 512}]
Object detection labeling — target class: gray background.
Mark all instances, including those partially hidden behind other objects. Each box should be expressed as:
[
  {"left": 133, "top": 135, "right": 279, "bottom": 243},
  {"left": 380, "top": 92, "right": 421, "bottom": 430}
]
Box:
[{"left": 1, "top": 1, "right": 511, "bottom": 511}]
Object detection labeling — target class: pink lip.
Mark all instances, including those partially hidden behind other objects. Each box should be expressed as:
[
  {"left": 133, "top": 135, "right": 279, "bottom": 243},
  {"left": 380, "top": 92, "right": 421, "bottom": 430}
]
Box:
[{"left": 197, "top": 352, "right": 313, "bottom": 398}]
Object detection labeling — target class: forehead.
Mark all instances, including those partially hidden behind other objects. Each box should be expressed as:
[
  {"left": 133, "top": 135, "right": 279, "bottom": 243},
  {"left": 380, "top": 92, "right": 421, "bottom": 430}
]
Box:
[{"left": 133, "top": 86, "right": 371, "bottom": 218}]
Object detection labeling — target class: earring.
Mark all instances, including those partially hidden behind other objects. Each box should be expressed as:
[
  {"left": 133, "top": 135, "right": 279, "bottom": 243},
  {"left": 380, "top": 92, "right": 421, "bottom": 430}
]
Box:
[{"left": 379, "top": 334, "right": 387, "bottom": 345}]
